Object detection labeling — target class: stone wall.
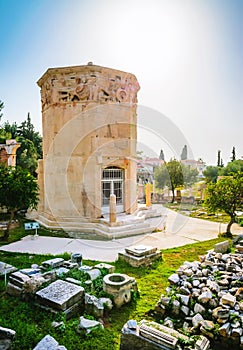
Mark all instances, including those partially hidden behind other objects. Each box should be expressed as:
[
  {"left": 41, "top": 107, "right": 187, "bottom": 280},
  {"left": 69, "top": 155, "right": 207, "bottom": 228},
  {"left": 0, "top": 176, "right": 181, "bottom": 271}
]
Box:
[{"left": 36, "top": 63, "right": 140, "bottom": 229}]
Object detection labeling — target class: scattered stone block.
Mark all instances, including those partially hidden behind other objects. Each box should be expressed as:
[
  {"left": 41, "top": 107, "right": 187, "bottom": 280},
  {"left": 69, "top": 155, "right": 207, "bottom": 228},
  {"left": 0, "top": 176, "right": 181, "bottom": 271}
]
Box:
[
  {"left": 85, "top": 294, "right": 105, "bottom": 318},
  {"left": 0, "top": 326, "right": 15, "bottom": 350},
  {"left": 65, "top": 277, "right": 82, "bottom": 286},
  {"left": 56, "top": 267, "right": 69, "bottom": 276},
  {"left": 62, "top": 261, "right": 78, "bottom": 269},
  {"left": 181, "top": 305, "right": 190, "bottom": 316},
  {"left": 22, "top": 275, "right": 46, "bottom": 294},
  {"left": 171, "top": 300, "right": 180, "bottom": 316},
  {"left": 41, "top": 258, "right": 64, "bottom": 270},
  {"left": 168, "top": 273, "right": 180, "bottom": 285},
  {"left": 120, "top": 319, "right": 192, "bottom": 349},
  {"left": 232, "top": 327, "right": 242, "bottom": 337},
  {"left": 94, "top": 263, "right": 115, "bottom": 274},
  {"left": 6, "top": 282, "right": 22, "bottom": 297},
  {"left": 214, "top": 241, "right": 230, "bottom": 254},
  {"left": 0, "top": 326, "right": 15, "bottom": 340},
  {"left": 194, "top": 303, "right": 206, "bottom": 314},
  {"left": 118, "top": 245, "right": 161, "bottom": 267},
  {"left": 192, "top": 313, "right": 204, "bottom": 328},
  {"left": 0, "top": 262, "right": 17, "bottom": 276},
  {"left": 79, "top": 265, "right": 92, "bottom": 272},
  {"left": 221, "top": 293, "right": 236, "bottom": 307},
  {"left": 78, "top": 316, "right": 103, "bottom": 334},
  {"left": 218, "top": 322, "right": 231, "bottom": 337},
  {"left": 35, "top": 280, "right": 84, "bottom": 315},
  {"left": 33, "top": 334, "right": 67, "bottom": 350},
  {"left": 195, "top": 335, "right": 210, "bottom": 350},
  {"left": 71, "top": 253, "right": 82, "bottom": 266},
  {"left": 86, "top": 268, "right": 101, "bottom": 280},
  {"left": 103, "top": 273, "right": 137, "bottom": 307},
  {"left": 198, "top": 291, "right": 213, "bottom": 303},
  {"left": 19, "top": 268, "right": 41, "bottom": 276}
]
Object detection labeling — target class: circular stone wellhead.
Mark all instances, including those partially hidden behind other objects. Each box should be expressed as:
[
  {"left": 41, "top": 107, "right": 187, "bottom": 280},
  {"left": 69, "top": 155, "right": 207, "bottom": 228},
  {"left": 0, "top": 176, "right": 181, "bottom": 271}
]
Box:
[
  {"left": 103, "top": 273, "right": 131, "bottom": 286},
  {"left": 103, "top": 273, "right": 136, "bottom": 307}
]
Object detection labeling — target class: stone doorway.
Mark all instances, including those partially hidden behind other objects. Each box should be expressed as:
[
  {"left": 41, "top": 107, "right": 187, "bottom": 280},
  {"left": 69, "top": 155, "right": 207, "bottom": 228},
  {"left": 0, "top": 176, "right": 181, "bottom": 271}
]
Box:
[{"left": 102, "top": 167, "right": 124, "bottom": 214}]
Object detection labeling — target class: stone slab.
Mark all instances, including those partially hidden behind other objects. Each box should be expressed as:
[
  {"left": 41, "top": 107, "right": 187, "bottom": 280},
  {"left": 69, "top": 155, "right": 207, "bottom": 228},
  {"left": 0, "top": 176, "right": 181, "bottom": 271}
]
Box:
[
  {"left": 33, "top": 334, "right": 67, "bottom": 350},
  {"left": 41, "top": 258, "right": 64, "bottom": 270},
  {"left": 125, "top": 245, "right": 157, "bottom": 257},
  {"left": 94, "top": 263, "right": 115, "bottom": 273},
  {"left": 118, "top": 250, "right": 161, "bottom": 267},
  {"left": 214, "top": 241, "right": 230, "bottom": 254},
  {"left": 35, "top": 279, "right": 84, "bottom": 311},
  {"left": 0, "top": 262, "right": 17, "bottom": 276}
]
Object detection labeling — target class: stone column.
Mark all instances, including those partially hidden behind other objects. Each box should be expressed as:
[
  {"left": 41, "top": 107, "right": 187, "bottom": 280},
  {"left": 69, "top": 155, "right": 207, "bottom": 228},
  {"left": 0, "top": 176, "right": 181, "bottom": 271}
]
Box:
[
  {"left": 138, "top": 178, "right": 144, "bottom": 200},
  {"left": 109, "top": 194, "right": 116, "bottom": 224},
  {"left": 146, "top": 183, "right": 151, "bottom": 207}
]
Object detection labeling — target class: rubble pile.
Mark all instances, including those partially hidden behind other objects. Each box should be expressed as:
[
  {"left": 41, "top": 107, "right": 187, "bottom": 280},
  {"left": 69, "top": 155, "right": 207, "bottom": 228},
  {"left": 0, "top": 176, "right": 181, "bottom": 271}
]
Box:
[{"left": 155, "top": 251, "right": 243, "bottom": 349}]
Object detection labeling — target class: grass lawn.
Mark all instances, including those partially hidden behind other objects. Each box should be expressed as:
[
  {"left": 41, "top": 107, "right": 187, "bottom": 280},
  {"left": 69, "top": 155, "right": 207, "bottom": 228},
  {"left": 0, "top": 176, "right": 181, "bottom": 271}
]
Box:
[
  {"left": 163, "top": 202, "right": 233, "bottom": 223},
  {"left": 0, "top": 235, "right": 230, "bottom": 350}
]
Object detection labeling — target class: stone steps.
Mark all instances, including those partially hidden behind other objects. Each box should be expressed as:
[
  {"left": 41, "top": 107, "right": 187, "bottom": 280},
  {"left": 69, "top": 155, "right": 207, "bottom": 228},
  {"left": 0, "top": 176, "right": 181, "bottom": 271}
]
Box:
[{"left": 36, "top": 214, "right": 156, "bottom": 239}]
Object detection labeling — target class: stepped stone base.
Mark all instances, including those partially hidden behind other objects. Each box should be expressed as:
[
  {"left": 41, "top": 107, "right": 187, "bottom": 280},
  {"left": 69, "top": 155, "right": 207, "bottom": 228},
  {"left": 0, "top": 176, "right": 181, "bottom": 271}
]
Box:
[
  {"left": 119, "top": 245, "right": 162, "bottom": 267},
  {"left": 34, "top": 212, "right": 157, "bottom": 239}
]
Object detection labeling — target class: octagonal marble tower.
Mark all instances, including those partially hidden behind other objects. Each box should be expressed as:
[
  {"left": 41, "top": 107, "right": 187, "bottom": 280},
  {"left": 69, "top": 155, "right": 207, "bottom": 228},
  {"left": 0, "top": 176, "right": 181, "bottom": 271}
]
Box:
[{"left": 36, "top": 63, "right": 140, "bottom": 231}]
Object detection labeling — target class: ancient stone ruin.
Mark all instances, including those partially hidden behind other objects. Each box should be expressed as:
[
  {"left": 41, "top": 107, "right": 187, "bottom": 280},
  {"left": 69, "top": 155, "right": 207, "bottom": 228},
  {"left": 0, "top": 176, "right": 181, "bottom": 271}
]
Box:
[
  {"left": 0, "top": 326, "right": 16, "bottom": 350},
  {"left": 36, "top": 63, "right": 140, "bottom": 233},
  {"left": 103, "top": 273, "right": 138, "bottom": 307},
  {"left": 4, "top": 255, "right": 137, "bottom": 322},
  {"left": 154, "top": 250, "right": 243, "bottom": 349},
  {"left": 118, "top": 244, "right": 162, "bottom": 267},
  {"left": 120, "top": 319, "right": 210, "bottom": 350}
]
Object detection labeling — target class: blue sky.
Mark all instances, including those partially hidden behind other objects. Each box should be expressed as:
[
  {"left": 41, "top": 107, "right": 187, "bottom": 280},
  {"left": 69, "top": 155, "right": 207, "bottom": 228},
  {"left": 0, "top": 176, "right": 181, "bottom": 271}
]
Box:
[{"left": 0, "top": 0, "right": 242, "bottom": 165}]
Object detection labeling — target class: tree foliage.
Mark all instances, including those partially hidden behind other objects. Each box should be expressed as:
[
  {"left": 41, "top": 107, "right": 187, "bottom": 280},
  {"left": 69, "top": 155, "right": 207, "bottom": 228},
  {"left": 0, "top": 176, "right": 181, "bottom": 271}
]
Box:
[
  {"left": 181, "top": 164, "right": 199, "bottom": 188},
  {"left": 203, "top": 166, "right": 220, "bottom": 183},
  {"left": 204, "top": 173, "right": 243, "bottom": 236},
  {"left": 220, "top": 160, "right": 243, "bottom": 176},
  {"left": 0, "top": 129, "right": 11, "bottom": 144},
  {"left": 155, "top": 159, "right": 183, "bottom": 202},
  {"left": 0, "top": 165, "right": 39, "bottom": 240},
  {"left": 3, "top": 120, "right": 18, "bottom": 139},
  {"left": 181, "top": 145, "right": 187, "bottom": 160},
  {"left": 0, "top": 100, "right": 4, "bottom": 121},
  {"left": 155, "top": 159, "right": 199, "bottom": 202},
  {"left": 159, "top": 149, "right": 165, "bottom": 160},
  {"left": 231, "top": 146, "right": 236, "bottom": 162},
  {"left": 16, "top": 138, "right": 38, "bottom": 175},
  {"left": 0, "top": 112, "right": 42, "bottom": 174}
]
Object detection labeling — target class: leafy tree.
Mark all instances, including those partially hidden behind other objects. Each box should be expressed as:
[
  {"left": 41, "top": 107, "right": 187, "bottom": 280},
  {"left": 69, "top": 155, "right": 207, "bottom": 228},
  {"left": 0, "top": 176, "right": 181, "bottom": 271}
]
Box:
[
  {"left": 3, "top": 121, "right": 18, "bottom": 139},
  {"left": 155, "top": 159, "right": 183, "bottom": 202},
  {"left": 217, "top": 150, "right": 221, "bottom": 167},
  {"left": 0, "top": 129, "right": 11, "bottom": 144},
  {"left": 181, "top": 164, "right": 199, "bottom": 188},
  {"left": 231, "top": 146, "right": 236, "bottom": 162},
  {"left": 0, "top": 100, "right": 4, "bottom": 121},
  {"left": 159, "top": 149, "right": 165, "bottom": 160},
  {"left": 217, "top": 150, "right": 224, "bottom": 167},
  {"left": 203, "top": 166, "right": 220, "bottom": 183},
  {"left": 204, "top": 173, "right": 243, "bottom": 237},
  {"left": 16, "top": 138, "right": 38, "bottom": 175},
  {"left": 219, "top": 160, "right": 243, "bottom": 176},
  {"left": 0, "top": 165, "right": 38, "bottom": 240},
  {"left": 181, "top": 145, "right": 187, "bottom": 160},
  {"left": 17, "top": 113, "right": 42, "bottom": 159}
]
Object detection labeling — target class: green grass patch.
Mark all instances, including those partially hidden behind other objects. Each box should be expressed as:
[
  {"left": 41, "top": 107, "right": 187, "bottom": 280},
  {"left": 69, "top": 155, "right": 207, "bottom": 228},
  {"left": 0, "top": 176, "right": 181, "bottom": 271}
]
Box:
[{"left": 0, "top": 237, "right": 229, "bottom": 349}]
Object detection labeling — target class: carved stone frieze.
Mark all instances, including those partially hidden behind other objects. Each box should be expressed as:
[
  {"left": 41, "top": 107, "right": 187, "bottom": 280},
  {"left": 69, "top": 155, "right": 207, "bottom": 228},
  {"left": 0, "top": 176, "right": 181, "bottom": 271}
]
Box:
[{"left": 38, "top": 63, "right": 140, "bottom": 111}]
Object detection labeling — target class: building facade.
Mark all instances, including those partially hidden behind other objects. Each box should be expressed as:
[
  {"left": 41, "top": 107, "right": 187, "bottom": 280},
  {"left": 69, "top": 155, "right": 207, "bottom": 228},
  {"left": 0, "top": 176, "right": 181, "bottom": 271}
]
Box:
[
  {"left": 36, "top": 63, "right": 140, "bottom": 229},
  {"left": 0, "top": 140, "right": 20, "bottom": 167}
]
